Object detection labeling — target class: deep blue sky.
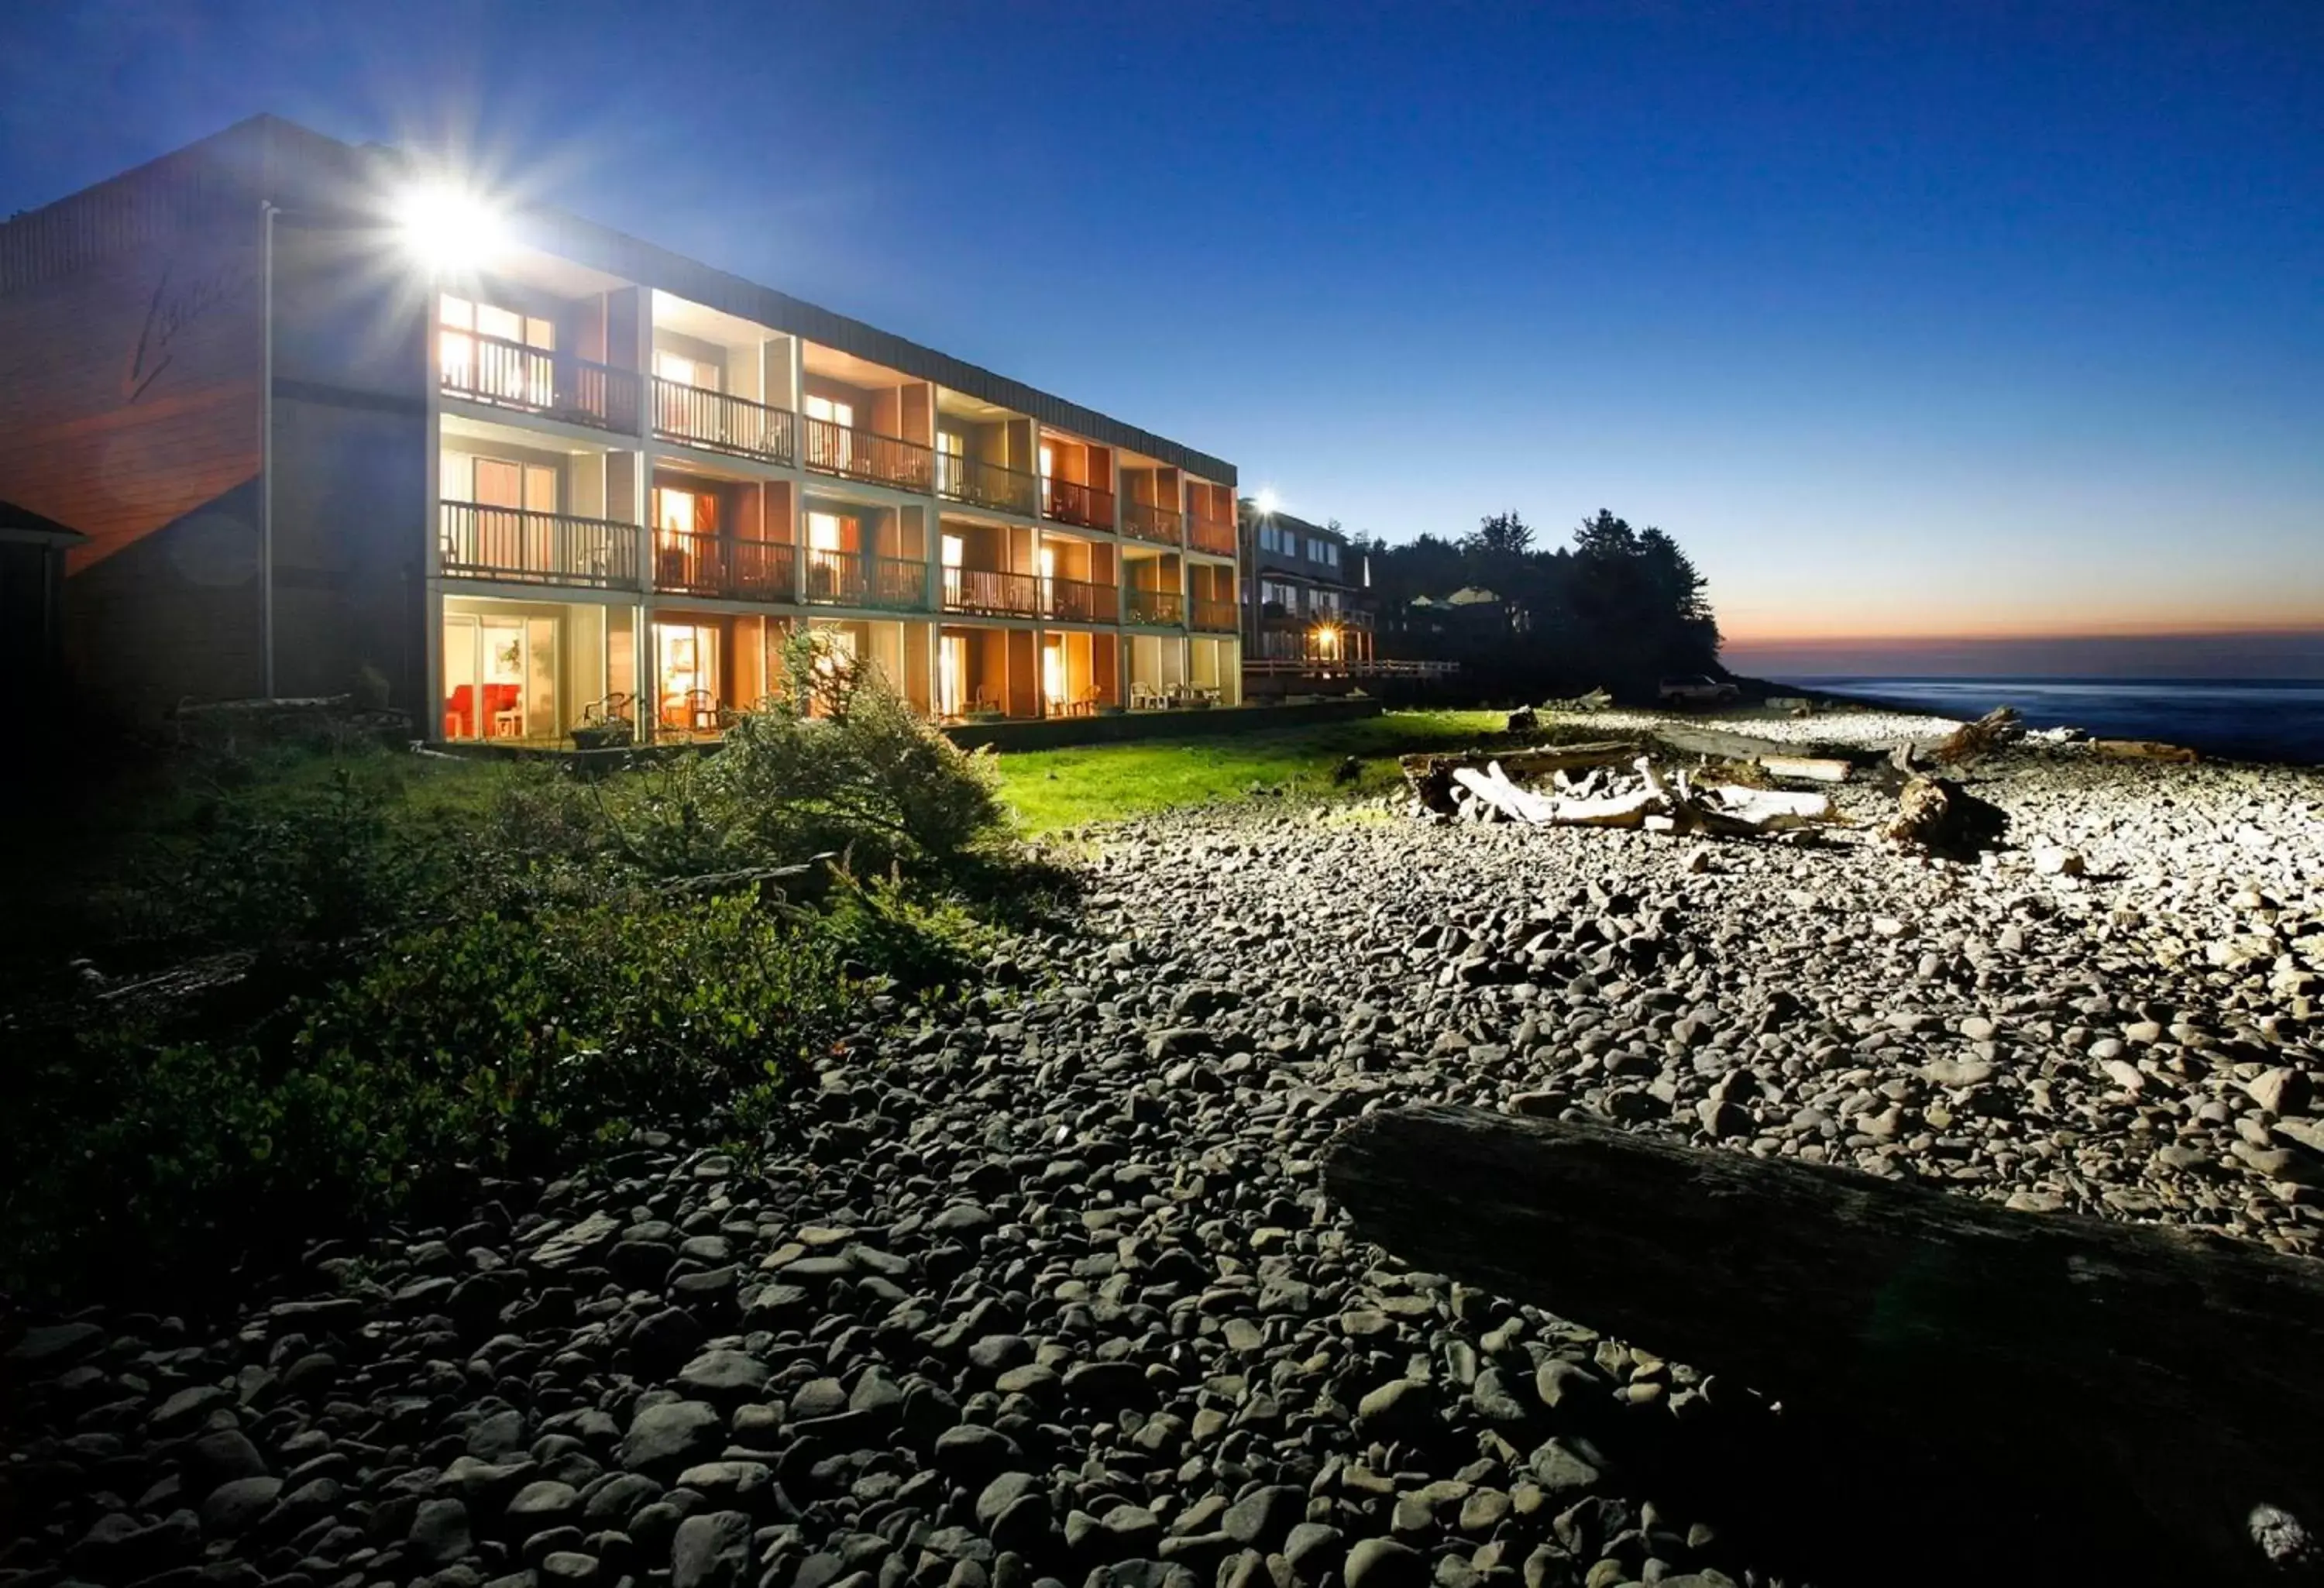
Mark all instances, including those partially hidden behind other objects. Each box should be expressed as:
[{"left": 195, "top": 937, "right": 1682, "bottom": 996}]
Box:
[{"left": 5, "top": 1, "right": 2319, "bottom": 666}]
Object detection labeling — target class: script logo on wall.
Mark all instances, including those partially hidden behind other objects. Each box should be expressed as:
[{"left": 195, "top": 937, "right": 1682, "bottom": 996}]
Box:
[{"left": 123, "top": 253, "right": 255, "bottom": 404}]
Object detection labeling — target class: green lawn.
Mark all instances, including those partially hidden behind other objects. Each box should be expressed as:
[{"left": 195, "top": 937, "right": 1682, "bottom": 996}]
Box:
[{"left": 990, "top": 708, "right": 1530, "bottom": 833}]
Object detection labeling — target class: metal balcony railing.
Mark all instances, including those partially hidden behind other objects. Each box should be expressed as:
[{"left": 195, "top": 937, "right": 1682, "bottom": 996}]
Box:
[
  {"left": 441, "top": 333, "right": 640, "bottom": 433},
  {"left": 803, "top": 416, "right": 934, "bottom": 492},
  {"left": 1124, "top": 586, "right": 1185, "bottom": 626},
  {"left": 1188, "top": 513, "right": 1237, "bottom": 556},
  {"left": 650, "top": 531, "right": 799, "bottom": 602},
  {"left": 801, "top": 548, "right": 931, "bottom": 610},
  {"left": 937, "top": 452, "right": 1040, "bottom": 516},
  {"left": 651, "top": 379, "right": 796, "bottom": 466},
  {"left": 1043, "top": 577, "right": 1119, "bottom": 623},
  {"left": 1122, "top": 500, "right": 1183, "bottom": 545},
  {"left": 731, "top": 539, "right": 798, "bottom": 603},
  {"left": 941, "top": 566, "right": 1043, "bottom": 617},
  {"left": 1191, "top": 596, "right": 1239, "bottom": 632},
  {"left": 1040, "top": 476, "right": 1115, "bottom": 531},
  {"left": 439, "top": 501, "right": 638, "bottom": 587}
]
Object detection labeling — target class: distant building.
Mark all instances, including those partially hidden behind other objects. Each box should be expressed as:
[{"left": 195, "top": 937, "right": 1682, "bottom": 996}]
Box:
[
  {"left": 0, "top": 500, "right": 84, "bottom": 717},
  {"left": 1241, "top": 504, "right": 1372, "bottom": 666}
]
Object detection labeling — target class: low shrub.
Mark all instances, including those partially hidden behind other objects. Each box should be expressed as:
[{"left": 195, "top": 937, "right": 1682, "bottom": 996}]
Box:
[
  {"left": 1, "top": 885, "right": 860, "bottom": 1302},
  {"left": 700, "top": 631, "right": 1009, "bottom": 878},
  {"left": 1, "top": 658, "right": 1032, "bottom": 1305}
]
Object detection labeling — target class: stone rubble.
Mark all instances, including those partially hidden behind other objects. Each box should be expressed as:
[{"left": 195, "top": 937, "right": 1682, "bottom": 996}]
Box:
[{"left": 5, "top": 744, "right": 2320, "bottom": 1588}]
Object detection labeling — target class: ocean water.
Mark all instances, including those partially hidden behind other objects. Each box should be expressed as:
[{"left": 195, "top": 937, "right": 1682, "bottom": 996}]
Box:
[{"left": 1780, "top": 677, "right": 2324, "bottom": 766}]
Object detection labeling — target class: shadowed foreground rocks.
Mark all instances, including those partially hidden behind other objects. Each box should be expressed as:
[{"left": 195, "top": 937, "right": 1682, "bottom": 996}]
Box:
[{"left": 5, "top": 743, "right": 2320, "bottom": 1588}]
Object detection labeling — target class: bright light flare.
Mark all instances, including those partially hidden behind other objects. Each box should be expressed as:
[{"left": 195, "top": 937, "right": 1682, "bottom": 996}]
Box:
[
  {"left": 1253, "top": 488, "right": 1281, "bottom": 516},
  {"left": 392, "top": 181, "right": 507, "bottom": 273}
]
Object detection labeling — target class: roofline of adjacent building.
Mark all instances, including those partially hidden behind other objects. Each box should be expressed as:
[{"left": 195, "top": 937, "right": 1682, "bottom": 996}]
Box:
[
  {"left": 1241, "top": 503, "right": 1346, "bottom": 543},
  {"left": 0, "top": 114, "right": 1236, "bottom": 485}
]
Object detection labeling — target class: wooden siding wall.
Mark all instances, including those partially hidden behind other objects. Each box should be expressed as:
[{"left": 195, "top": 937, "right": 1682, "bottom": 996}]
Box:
[{"left": 0, "top": 202, "right": 265, "bottom": 724}]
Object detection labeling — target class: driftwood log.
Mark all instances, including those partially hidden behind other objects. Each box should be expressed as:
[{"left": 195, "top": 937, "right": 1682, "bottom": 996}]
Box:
[
  {"left": 1401, "top": 740, "right": 1642, "bottom": 813},
  {"left": 1324, "top": 1105, "right": 2324, "bottom": 1586}
]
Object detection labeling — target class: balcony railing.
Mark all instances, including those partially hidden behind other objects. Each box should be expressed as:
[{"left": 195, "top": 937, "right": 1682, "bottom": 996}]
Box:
[
  {"left": 731, "top": 539, "right": 798, "bottom": 603},
  {"left": 439, "top": 502, "right": 639, "bottom": 588},
  {"left": 650, "top": 531, "right": 799, "bottom": 602},
  {"left": 1189, "top": 513, "right": 1237, "bottom": 556},
  {"left": 941, "top": 566, "right": 1043, "bottom": 617},
  {"left": 937, "top": 452, "right": 1040, "bottom": 516},
  {"left": 802, "top": 548, "right": 931, "bottom": 610},
  {"left": 803, "top": 416, "right": 933, "bottom": 492},
  {"left": 1191, "top": 596, "right": 1239, "bottom": 632},
  {"left": 1263, "top": 604, "right": 1371, "bottom": 630},
  {"left": 651, "top": 529, "right": 727, "bottom": 597},
  {"left": 441, "top": 333, "right": 640, "bottom": 434},
  {"left": 1041, "top": 477, "right": 1115, "bottom": 531},
  {"left": 1043, "top": 576, "right": 1119, "bottom": 624},
  {"left": 1121, "top": 500, "right": 1183, "bottom": 546},
  {"left": 652, "top": 379, "right": 796, "bottom": 466},
  {"left": 1124, "top": 586, "right": 1184, "bottom": 626}
]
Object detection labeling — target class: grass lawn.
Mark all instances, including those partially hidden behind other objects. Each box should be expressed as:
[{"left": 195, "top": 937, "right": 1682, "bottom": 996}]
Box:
[{"left": 991, "top": 708, "right": 1535, "bottom": 833}]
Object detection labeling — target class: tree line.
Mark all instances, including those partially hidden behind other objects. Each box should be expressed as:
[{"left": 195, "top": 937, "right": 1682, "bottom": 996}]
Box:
[{"left": 1347, "top": 510, "right": 1724, "bottom": 698}]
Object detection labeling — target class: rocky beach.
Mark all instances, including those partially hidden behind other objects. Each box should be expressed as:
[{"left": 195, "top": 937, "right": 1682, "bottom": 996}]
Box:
[{"left": 8, "top": 720, "right": 2322, "bottom": 1588}]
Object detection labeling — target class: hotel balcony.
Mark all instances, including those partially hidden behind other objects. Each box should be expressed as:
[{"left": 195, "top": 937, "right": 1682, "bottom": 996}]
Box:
[
  {"left": 651, "top": 379, "right": 797, "bottom": 467},
  {"left": 1188, "top": 509, "right": 1236, "bottom": 556},
  {"left": 937, "top": 452, "right": 1039, "bottom": 517},
  {"left": 1043, "top": 576, "right": 1120, "bottom": 624},
  {"left": 803, "top": 548, "right": 932, "bottom": 612},
  {"left": 439, "top": 501, "right": 639, "bottom": 588},
  {"left": 1125, "top": 586, "right": 1184, "bottom": 627},
  {"left": 651, "top": 531, "right": 798, "bottom": 603},
  {"left": 1042, "top": 476, "right": 1116, "bottom": 531},
  {"left": 804, "top": 414, "right": 935, "bottom": 493},
  {"left": 441, "top": 334, "right": 641, "bottom": 435},
  {"left": 1122, "top": 499, "right": 1183, "bottom": 547},
  {"left": 942, "top": 565, "right": 1044, "bottom": 619},
  {"left": 1191, "top": 596, "right": 1239, "bottom": 633}
]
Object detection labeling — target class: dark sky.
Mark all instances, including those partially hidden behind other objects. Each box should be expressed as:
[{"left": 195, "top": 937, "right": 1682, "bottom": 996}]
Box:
[{"left": 4, "top": 1, "right": 2319, "bottom": 667}]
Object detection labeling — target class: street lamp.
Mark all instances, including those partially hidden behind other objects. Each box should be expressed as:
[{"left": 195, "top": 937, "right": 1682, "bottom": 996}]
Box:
[{"left": 390, "top": 179, "right": 508, "bottom": 273}]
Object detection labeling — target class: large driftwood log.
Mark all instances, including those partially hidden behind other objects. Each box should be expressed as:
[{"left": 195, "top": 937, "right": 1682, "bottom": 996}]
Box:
[
  {"left": 1324, "top": 1105, "right": 2324, "bottom": 1586},
  {"left": 1401, "top": 740, "right": 1642, "bottom": 813}
]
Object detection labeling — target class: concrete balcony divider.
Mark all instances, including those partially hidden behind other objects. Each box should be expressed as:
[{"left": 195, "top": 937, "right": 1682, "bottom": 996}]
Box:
[{"left": 440, "top": 501, "right": 639, "bottom": 587}]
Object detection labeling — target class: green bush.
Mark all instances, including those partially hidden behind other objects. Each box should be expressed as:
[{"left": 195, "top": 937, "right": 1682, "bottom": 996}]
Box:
[
  {"left": 2, "top": 664, "right": 1031, "bottom": 1304},
  {"left": 1, "top": 886, "right": 858, "bottom": 1301},
  {"left": 702, "top": 631, "right": 1009, "bottom": 878}
]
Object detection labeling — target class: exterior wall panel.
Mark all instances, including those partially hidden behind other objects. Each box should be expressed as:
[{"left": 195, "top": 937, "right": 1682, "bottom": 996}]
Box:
[{"left": 0, "top": 201, "right": 264, "bottom": 724}]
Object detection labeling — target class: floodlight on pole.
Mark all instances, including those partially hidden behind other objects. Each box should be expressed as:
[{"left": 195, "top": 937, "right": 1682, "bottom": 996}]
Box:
[{"left": 392, "top": 180, "right": 507, "bottom": 273}]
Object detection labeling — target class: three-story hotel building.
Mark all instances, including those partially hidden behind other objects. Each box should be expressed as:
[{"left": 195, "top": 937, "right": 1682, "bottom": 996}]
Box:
[{"left": 0, "top": 116, "right": 1243, "bottom": 740}]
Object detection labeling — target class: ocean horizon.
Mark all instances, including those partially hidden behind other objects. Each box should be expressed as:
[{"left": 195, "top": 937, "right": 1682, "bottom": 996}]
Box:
[{"left": 1775, "top": 675, "right": 2324, "bottom": 766}]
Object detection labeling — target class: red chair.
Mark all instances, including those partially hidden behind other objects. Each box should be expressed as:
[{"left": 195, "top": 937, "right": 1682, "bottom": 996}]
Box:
[
  {"left": 445, "top": 683, "right": 476, "bottom": 739},
  {"left": 481, "top": 682, "right": 523, "bottom": 737}
]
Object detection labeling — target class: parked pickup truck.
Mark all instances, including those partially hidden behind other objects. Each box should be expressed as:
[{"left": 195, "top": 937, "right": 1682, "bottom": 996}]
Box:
[{"left": 1658, "top": 675, "right": 1741, "bottom": 706}]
